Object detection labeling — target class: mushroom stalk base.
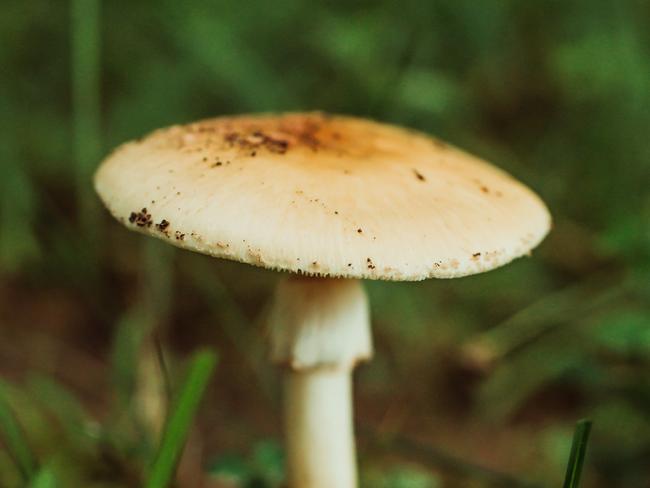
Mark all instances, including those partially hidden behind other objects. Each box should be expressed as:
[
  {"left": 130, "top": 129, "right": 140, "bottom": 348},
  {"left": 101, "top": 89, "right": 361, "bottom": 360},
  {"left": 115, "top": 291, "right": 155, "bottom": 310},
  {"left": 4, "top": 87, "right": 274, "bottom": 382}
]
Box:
[
  {"left": 269, "top": 277, "right": 371, "bottom": 488},
  {"left": 285, "top": 369, "right": 355, "bottom": 488}
]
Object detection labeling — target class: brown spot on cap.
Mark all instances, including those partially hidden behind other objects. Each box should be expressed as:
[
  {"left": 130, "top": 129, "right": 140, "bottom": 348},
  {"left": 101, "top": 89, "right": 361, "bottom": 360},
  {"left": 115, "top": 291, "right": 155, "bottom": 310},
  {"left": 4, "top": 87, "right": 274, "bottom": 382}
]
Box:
[
  {"left": 156, "top": 219, "right": 170, "bottom": 232},
  {"left": 265, "top": 137, "right": 288, "bottom": 154},
  {"left": 129, "top": 208, "right": 152, "bottom": 228},
  {"left": 431, "top": 138, "right": 447, "bottom": 149},
  {"left": 224, "top": 129, "right": 289, "bottom": 155}
]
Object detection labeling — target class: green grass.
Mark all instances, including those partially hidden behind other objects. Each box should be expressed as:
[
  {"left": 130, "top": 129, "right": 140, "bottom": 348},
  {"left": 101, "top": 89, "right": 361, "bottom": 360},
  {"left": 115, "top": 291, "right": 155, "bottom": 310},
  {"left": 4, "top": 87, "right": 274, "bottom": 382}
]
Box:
[
  {"left": 0, "top": 381, "right": 38, "bottom": 482},
  {"left": 28, "top": 467, "right": 57, "bottom": 488},
  {"left": 145, "top": 349, "right": 218, "bottom": 488},
  {"left": 71, "top": 0, "right": 102, "bottom": 238},
  {"left": 563, "top": 420, "right": 593, "bottom": 488}
]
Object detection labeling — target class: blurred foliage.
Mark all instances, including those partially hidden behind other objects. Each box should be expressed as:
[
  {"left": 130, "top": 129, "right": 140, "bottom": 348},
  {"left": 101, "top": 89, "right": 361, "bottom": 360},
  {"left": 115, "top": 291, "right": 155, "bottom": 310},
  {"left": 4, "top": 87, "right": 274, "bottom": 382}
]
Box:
[
  {"left": 1, "top": 0, "right": 649, "bottom": 487},
  {"left": 208, "top": 440, "right": 285, "bottom": 487}
]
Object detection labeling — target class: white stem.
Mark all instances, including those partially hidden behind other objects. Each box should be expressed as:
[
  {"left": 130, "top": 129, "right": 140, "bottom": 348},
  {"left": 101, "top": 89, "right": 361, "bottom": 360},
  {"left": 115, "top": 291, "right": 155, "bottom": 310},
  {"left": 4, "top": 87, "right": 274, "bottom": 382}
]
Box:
[
  {"left": 269, "top": 277, "right": 371, "bottom": 488},
  {"left": 285, "top": 369, "right": 355, "bottom": 488}
]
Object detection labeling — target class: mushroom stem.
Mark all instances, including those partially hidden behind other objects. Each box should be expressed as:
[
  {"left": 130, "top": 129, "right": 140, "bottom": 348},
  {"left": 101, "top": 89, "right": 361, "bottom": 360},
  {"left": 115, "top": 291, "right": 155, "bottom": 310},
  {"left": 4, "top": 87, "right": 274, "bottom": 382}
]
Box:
[
  {"left": 269, "top": 277, "right": 372, "bottom": 488},
  {"left": 285, "top": 369, "right": 355, "bottom": 487}
]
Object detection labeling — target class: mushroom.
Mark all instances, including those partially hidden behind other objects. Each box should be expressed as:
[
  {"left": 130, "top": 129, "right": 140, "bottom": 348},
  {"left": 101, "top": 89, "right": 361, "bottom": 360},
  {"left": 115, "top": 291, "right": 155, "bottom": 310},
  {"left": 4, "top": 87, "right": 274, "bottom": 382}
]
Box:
[{"left": 95, "top": 112, "right": 551, "bottom": 488}]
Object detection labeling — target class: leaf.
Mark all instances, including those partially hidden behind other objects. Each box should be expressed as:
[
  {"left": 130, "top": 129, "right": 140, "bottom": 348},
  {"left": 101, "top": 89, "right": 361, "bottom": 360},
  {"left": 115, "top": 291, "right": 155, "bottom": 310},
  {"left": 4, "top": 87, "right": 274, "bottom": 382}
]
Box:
[
  {"left": 0, "top": 381, "right": 38, "bottom": 482},
  {"left": 71, "top": 0, "right": 102, "bottom": 237},
  {"left": 251, "top": 440, "right": 284, "bottom": 486},
  {"left": 594, "top": 309, "right": 650, "bottom": 356},
  {"left": 0, "top": 154, "right": 40, "bottom": 273},
  {"left": 26, "top": 374, "right": 96, "bottom": 448},
  {"left": 463, "top": 274, "right": 625, "bottom": 367},
  {"left": 362, "top": 464, "right": 441, "bottom": 488},
  {"left": 562, "top": 419, "right": 592, "bottom": 488},
  {"left": 29, "top": 466, "right": 57, "bottom": 488},
  {"left": 110, "top": 308, "right": 150, "bottom": 406},
  {"left": 145, "top": 349, "right": 218, "bottom": 488},
  {"left": 208, "top": 453, "right": 250, "bottom": 484}
]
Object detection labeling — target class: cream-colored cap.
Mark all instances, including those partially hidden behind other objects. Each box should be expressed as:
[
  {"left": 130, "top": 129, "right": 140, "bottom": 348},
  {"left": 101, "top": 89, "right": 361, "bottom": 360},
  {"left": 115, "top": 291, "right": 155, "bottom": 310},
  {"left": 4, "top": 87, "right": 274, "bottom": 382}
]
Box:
[{"left": 94, "top": 112, "right": 551, "bottom": 280}]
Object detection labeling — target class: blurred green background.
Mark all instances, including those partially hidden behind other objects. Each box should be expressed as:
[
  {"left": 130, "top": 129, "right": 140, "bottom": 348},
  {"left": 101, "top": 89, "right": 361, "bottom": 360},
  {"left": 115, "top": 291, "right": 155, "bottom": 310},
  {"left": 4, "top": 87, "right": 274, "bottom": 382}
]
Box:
[{"left": 1, "top": 0, "right": 649, "bottom": 487}]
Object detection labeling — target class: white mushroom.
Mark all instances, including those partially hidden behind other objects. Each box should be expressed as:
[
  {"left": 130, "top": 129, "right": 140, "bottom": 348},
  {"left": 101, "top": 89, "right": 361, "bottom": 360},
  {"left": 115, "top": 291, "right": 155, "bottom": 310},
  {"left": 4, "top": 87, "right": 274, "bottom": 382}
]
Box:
[{"left": 95, "top": 112, "right": 551, "bottom": 488}]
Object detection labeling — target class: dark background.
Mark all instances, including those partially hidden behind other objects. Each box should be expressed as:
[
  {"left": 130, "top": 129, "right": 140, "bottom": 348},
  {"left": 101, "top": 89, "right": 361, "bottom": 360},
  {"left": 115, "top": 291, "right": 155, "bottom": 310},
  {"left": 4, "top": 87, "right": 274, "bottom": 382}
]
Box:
[{"left": 1, "top": 0, "right": 649, "bottom": 486}]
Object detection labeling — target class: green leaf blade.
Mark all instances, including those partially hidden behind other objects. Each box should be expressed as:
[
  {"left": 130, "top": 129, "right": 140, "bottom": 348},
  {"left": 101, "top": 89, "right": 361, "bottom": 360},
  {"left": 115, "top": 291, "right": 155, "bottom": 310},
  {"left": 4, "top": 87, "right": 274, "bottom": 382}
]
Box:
[
  {"left": 145, "top": 349, "right": 218, "bottom": 488},
  {"left": 0, "top": 382, "right": 38, "bottom": 482},
  {"left": 29, "top": 466, "right": 57, "bottom": 488},
  {"left": 563, "top": 419, "right": 593, "bottom": 488}
]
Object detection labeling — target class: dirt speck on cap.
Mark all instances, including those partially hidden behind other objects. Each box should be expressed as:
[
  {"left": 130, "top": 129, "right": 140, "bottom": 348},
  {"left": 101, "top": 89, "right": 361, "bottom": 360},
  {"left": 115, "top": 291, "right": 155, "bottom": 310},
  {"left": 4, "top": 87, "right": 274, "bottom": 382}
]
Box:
[
  {"left": 129, "top": 208, "right": 152, "bottom": 228},
  {"left": 413, "top": 169, "right": 426, "bottom": 181},
  {"left": 156, "top": 219, "right": 170, "bottom": 232},
  {"left": 431, "top": 138, "right": 447, "bottom": 149},
  {"left": 224, "top": 130, "right": 290, "bottom": 155}
]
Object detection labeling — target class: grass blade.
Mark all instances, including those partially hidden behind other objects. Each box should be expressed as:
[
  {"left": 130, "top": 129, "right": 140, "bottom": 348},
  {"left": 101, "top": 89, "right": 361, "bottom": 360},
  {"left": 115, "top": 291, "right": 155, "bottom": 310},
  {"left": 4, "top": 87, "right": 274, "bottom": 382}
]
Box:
[
  {"left": 0, "top": 382, "right": 37, "bottom": 482},
  {"left": 145, "top": 349, "right": 217, "bottom": 488},
  {"left": 71, "top": 0, "right": 102, "bottom": 238},
  {"left": 29, "top": 466, "right": 57, "bottom": 488},
  {"left": 562, "top": 419, "right": 593, "bottom": 488},
  {"left": 27, "top": 375, "right": 94, "bottom": 447}
]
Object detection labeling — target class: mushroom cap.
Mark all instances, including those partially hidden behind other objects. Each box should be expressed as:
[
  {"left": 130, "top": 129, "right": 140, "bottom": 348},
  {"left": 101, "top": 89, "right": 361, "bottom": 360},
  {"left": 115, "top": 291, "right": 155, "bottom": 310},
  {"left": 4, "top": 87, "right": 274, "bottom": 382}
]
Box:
[{"left": 95, "top": 112, "right": 551, "bottom": 281}]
